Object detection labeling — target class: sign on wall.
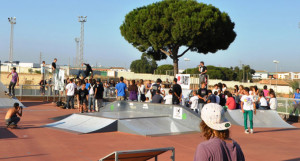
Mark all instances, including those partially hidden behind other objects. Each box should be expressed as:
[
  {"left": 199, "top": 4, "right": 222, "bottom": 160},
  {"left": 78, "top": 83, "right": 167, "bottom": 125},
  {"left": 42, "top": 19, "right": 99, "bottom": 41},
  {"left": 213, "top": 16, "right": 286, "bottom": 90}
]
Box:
[{"left": 176, "top": 74, "right": 190, "bottom": 89}]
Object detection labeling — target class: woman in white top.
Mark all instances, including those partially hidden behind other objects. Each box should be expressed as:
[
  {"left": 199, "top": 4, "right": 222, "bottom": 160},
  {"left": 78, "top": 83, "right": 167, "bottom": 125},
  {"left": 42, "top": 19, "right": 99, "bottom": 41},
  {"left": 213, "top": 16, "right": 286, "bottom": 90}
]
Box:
[
  {"left": 269, "top": 91, "right": 278, "bottom": 110},
  {"left": 138, "top": 79, "right": 146, "bottom": 102},
  {"left": 258, "top": 92, "right": 268, "bottom": 110}
]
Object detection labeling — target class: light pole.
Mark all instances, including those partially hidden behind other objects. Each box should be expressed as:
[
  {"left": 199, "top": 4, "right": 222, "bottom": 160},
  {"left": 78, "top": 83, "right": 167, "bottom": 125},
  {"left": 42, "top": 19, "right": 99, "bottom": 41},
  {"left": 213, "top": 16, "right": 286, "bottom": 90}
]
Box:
[
  {"left": 78, "top": 16, "right": 87, "bottom": 66},
  {"left": 184, "top": 58, "right": 190, "bottom": 74},
  {"left": 75, "top": 37, "right": 80, "bottom": 67},
  {"left": 273, "top": 60, "right": 279, "bottom": 93},
  {"left": 8, "top": 17, "right": 16, "bottom": 63}
]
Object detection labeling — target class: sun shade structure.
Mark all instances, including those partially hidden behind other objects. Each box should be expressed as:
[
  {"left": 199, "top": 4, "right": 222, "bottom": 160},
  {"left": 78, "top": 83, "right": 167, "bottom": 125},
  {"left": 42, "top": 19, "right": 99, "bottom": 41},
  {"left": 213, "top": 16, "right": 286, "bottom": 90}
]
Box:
[
  {"left": 0, "top": 81, "right": 25, "bottom": 108},
  {"left": 99, "top": 147, "right": 175, "bottom": 161}
]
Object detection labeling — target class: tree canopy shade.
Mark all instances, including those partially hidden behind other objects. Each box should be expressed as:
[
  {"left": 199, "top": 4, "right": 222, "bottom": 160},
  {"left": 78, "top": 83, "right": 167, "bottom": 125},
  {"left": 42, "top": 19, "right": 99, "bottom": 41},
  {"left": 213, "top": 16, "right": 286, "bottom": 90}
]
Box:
[
  {"left": 120, "top": 0, "right": 236, "bottom": 76},
  {"left": 156, "top": 64, "right": 173, "bottom": 75},
  {"left": 130, "top": 53, "right": 158, "bottom": 73}
]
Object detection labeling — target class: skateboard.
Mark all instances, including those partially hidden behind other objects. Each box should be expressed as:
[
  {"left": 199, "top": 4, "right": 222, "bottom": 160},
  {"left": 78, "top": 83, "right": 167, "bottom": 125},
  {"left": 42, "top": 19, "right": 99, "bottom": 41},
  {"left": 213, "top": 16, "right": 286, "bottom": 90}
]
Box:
[
  {"left": 4, "top": 91, "right": 15, "bottom": 99},
  {"left": 6, "top": 124, "right": 19, "bottom": 129}
]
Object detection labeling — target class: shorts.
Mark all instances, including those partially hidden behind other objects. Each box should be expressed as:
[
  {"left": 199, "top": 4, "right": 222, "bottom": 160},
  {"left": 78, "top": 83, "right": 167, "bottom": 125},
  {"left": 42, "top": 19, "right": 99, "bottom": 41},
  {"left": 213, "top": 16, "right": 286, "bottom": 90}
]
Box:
[{"left": 80, "top": 99, "right": 88, "bottom": 105}]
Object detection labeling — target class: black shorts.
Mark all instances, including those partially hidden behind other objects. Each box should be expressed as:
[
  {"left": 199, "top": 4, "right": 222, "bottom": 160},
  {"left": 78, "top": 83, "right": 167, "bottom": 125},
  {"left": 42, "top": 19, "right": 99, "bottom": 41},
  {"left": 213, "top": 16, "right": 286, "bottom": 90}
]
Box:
[{"left": 79, "top": 99, "right": 88, "bottom": 105}]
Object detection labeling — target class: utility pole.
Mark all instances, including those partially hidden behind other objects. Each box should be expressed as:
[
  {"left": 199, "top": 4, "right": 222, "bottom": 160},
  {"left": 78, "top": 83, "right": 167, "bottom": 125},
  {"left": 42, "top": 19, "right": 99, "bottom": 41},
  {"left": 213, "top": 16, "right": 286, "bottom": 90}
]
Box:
[
  {"left": 8, "top": 17, "right": 16, "bottom": 63},
  {"left": 242, "top": 64, "right": 245, "bottom": 83},
  {"left": 39, "top": 52, "right": 42, "bottom": 64},
  {"left": 78, "top": 16, "right": 87, "bottom": 66}
]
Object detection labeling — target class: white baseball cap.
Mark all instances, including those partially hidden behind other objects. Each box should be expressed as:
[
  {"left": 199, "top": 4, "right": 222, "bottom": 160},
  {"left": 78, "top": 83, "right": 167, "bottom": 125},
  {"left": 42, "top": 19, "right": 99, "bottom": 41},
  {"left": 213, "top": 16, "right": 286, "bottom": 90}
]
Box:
[{"left": 201, "top": 103, "right": 231, "bottom": 131}]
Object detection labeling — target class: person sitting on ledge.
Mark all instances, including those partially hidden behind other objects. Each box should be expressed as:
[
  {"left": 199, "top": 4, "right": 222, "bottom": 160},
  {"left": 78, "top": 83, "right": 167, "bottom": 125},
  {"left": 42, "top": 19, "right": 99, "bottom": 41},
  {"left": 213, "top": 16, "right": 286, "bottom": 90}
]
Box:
[{"left": 5, "top": 103, "right": 23, "bottom": 128}]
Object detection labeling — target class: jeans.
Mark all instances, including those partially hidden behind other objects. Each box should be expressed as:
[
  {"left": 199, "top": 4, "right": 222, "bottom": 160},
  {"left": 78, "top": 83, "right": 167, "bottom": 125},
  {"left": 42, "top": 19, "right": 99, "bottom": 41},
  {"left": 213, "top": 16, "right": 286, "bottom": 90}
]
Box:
[
  {"left": 199, "top": 74, "right": 206, "bottom": 85},
  {"left": 8, "top": 82, "right": 16, "bottom": 95},
  {"left": 104, "top": 88, "right": 108, "bottom": 98},
  {"left": 95, "top": 99, "right": 103, "bottom": 112},
  {"left": 292, "top": 104, "right": 300, "bottom": 114},
  {"left": 138, "top": 94, "right": 141, "bottom": 102},
  {"left": 198, "top": 103, "right": 205, "bottom": 114},
  {"left": 243, "top": 110, "right": 253, "bottom": 130},
  {"left": 88, "top": 95, "right": 95, "bottom": 111},
  {"left": 66, "top": 96, "right": 74, "bottom": 109},
  {"left": 5, "top": 115, "right": 20, "bottom": 126},
  {"left": 77, "top": 70, "right": 87, "bottom": 79}
]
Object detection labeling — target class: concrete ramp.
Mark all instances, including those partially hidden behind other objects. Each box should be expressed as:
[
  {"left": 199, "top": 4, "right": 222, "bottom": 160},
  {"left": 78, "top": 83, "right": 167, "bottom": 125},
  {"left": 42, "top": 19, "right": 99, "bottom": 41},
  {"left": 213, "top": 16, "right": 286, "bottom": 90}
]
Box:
[
  {"left": 225, "top": 110, "right": 295, "bottom": 128},
  {"left": 0, "top": 81, "right": 25, "bottom": 108},
  {"left": 118, "top": 117, "right": 196, "bottom": 136},
  {"left": 45, "top": 101, "right": 201, "bottom": 136},
  {"left": 45, "top": 114, "right": 117, "bottom": 134}
]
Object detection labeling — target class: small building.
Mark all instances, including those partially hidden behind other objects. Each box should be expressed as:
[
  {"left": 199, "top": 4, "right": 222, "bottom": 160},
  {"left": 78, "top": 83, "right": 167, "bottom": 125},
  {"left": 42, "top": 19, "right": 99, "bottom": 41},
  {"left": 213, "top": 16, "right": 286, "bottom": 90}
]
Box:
[
  {"left": 252, "top": 70, "right": 269, "bottom": 79},
  {"left": 110, "top": 67, "right": 127, "bottom": 72}
]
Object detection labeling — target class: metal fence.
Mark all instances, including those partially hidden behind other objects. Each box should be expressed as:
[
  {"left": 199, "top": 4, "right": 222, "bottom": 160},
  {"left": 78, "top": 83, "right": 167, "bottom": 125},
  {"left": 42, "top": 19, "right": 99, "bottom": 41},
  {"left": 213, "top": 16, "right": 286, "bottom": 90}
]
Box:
[
  {"left": 277, "top": 97, "right": 300, "bottom": 116},
  {"left": 5, "top": 84, "right": 117, "bottom": 99}
]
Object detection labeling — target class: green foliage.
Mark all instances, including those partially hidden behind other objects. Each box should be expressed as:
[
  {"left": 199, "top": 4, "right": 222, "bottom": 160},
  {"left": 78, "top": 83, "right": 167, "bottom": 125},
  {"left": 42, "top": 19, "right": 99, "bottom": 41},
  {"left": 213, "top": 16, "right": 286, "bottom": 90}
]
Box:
[
  {"left": 184, "top": 65, "right": 255, "bottom": 81},
  {"left": 120, "top": 0, "right": 236, "bottom": 75},
  {"left": 130, "top": 53, "right": 158, "bottom": 73},
  {"left": 156, "top": 64, "right": 173, "bottom": 74},
  {"left": 28, "top": 68, "right": 33, "bottom": 73},
  {"left": 35, "top": 70, "right": 41, "bottom": 74},
  {"left": 289, "top": 81, "right": 299, "bottom": 92}
]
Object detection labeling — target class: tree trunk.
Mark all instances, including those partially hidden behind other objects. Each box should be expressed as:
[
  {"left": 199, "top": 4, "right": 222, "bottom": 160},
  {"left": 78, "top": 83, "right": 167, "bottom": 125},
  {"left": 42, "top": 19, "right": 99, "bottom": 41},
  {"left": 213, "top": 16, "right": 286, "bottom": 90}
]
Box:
[{"left": 173, "top": 58, "right": 179, "bottom": 76}]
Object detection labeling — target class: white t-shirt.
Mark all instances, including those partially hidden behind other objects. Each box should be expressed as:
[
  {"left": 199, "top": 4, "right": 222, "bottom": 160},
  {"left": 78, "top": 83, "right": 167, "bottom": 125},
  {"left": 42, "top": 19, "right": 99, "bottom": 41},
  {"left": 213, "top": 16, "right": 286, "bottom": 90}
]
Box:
[
  {"left": 260, "top": 97, "right": 268, "bottom": 106},
  {"left": 241, "top": 95, "right": 254, "bottom": 110},
  {"left": 89, "top": 84, "right": 95, "bottom": 95},
  {"left": 66, "top": 83, "right": 76, "bottom": 96},
  {"left": 138, "top": 85, "right": 145, "bottom": 94},
  {"left": 164, "top": 95, "right": 173, "bottom": 104},
  {"left": 212, "top": 89, "right": 218, "bottom": 95},
  {"left": 269, "top": 98, "right": 277, "bottom": 110},
  {"left": 215, "top": 95, "right": 220, "bottom": 104},
  {"left": 189, "top": 96, "right": 199, "bottom": 110}
]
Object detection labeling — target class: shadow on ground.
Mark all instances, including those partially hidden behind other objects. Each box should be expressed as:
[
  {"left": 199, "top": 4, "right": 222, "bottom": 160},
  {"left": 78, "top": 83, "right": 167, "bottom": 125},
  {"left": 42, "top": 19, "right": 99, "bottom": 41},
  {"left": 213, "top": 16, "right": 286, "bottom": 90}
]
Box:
[{"left": 0, "top": 128, "right": 17, "bottom": 139}]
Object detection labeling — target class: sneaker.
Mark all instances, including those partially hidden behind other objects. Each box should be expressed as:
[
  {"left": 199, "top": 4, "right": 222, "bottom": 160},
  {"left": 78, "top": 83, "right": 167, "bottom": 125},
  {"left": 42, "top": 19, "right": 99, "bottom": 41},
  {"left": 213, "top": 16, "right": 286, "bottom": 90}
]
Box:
[
  {"left": 250, "top": 129, "right": 254, "bottom": 134},
  {"left": 245, "top": 129, "right": 249, "bottom": 134}
]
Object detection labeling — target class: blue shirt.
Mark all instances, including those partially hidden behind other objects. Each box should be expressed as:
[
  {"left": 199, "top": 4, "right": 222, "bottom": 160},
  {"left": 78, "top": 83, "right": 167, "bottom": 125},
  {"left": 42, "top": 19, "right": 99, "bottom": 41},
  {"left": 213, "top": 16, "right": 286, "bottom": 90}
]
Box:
[
  {"left": 295, "top": 92, "right": 300, "bottom": 104},
  {"left": 86, "top": 83, "right": 90, "bottom": 90},
  {"left": 115, "top": 82, "right": 127, "bottom": 97}
]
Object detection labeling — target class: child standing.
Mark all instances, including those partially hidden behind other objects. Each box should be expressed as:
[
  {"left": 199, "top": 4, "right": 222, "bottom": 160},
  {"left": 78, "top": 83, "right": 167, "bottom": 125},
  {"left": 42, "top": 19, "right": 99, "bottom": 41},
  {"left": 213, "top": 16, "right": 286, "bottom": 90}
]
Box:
[
  {"left": 258, "top": 92, "right": 268, "bottom": 110},
  {"left": 241, "top": 87, "right": 256, "bottom": 134},
  {"left": 189, "top": 91, "right": 199, "bottom": 113}
]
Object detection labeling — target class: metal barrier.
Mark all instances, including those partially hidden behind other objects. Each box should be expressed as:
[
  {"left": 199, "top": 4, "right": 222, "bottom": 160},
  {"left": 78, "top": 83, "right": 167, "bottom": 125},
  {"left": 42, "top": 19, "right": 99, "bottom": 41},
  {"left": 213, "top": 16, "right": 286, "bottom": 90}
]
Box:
[
  {"left": 4, "top": 84, "right": 117, "bottom": 101},
  {"left": 277, "top": 97, "right": 300, "bottom": 116}
]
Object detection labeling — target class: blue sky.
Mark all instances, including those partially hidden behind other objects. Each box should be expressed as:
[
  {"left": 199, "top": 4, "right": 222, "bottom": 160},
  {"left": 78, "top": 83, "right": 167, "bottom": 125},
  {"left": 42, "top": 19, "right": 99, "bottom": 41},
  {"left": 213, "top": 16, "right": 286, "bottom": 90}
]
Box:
[{"left": 0, "top": 0, "right": 300, "bottom": 72}]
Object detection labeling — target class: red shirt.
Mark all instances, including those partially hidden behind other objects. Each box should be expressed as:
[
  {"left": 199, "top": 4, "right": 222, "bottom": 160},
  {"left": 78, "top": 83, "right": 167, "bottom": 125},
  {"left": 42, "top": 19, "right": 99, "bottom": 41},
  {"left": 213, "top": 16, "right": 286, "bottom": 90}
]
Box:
[{"left": 226, "top": 97, "right": 236, "bottom": 110}]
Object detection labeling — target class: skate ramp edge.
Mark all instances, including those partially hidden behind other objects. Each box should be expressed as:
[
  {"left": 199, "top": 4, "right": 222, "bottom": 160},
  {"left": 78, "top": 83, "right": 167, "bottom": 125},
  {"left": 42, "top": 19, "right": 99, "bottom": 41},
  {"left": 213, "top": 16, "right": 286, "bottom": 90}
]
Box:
[
  {"left": 44, "top": 114, "right": 118, "bottom": 134},
  {"left": 225, "top": 110, "right": 295, "bottom": 128},
  {"left": 0, "top": 81, "right": 25, "bottom": 108}
]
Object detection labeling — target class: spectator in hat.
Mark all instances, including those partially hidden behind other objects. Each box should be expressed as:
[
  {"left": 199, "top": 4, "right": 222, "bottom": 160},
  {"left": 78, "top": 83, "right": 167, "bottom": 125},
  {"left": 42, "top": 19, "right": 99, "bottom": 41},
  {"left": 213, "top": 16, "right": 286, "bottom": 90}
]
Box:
[{"left": 194, "top": 103, "right": 245, "bottom": 161}]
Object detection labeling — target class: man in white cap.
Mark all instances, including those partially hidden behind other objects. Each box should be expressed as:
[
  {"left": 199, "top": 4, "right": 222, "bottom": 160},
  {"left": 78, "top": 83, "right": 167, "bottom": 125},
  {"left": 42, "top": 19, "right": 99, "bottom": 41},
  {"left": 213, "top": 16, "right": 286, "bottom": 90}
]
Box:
[{"left": 194, "top": 103, "right": 245, "bottom": 161}]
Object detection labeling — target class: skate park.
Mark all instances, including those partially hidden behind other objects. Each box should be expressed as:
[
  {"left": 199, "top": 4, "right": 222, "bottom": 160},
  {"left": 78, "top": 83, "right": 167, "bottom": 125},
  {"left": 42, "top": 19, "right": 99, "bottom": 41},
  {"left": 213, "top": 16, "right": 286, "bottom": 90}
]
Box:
[{"left": 2, "top": 0, "right": 300, "bottom": 160}]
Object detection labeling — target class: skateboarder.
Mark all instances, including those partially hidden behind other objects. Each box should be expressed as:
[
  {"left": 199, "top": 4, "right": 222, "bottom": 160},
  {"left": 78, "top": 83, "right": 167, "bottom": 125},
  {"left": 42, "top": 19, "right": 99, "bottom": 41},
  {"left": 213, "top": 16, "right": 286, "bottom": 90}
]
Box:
[
  {"left": 6, "top": 67, "right": 19, "bottom": 97},
  {"left": 77, "top": 63, "right": 93, "bottom": 79},
  {"left": 5, "top": 103, "right": 23, "bottom": 128}
]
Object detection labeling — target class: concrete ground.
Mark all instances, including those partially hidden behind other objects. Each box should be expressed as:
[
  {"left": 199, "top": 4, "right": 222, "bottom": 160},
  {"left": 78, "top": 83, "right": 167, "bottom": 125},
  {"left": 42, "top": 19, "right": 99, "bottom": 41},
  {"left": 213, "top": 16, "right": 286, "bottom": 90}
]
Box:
[{"left": 0, "top": 101, "right": 300, "bottom": 161}]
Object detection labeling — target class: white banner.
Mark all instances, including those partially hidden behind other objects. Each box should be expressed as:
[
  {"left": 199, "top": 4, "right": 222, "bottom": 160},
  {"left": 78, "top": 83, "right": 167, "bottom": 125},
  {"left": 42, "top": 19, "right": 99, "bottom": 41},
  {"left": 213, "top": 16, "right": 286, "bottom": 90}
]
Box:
[
  {"left": 173, "top": 107, "right": 183, "bottom": 120},
  {"left": 176, "top": 74, "right": 190, "bottom": 89}
]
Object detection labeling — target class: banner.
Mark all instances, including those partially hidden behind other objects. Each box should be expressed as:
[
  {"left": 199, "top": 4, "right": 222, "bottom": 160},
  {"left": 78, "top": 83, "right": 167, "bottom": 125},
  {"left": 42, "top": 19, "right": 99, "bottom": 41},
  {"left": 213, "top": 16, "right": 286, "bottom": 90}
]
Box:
[{"left": 176, "top": 74, "right": 190, "bottom": 89}]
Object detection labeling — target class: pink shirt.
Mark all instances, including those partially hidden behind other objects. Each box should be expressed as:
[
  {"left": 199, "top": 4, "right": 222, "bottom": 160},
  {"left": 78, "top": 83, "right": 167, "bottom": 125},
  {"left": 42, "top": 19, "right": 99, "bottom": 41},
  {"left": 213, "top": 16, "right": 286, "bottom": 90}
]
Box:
[
  {"left": 226, "top": 97, "right": 236, "bottom": 110},
  {"left": 263, "top": 89, "right": 269, "bottom": 97}
]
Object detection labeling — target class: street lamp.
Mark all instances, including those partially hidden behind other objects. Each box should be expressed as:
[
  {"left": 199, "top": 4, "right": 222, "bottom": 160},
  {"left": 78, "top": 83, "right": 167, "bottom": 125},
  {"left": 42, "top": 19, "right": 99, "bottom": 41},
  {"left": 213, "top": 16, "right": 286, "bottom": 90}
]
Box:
[
  {"left": 184, "top": 58, "right": 190, "bottom": 74},
  {"left": 273, "top": 60, "right": 279, "bottom": 93},
  {"left": 78, "top": 16, "right": 87, "bottom": 66},
  {"left": 8, "top": 17, "right": 16, "bottom": 63}
]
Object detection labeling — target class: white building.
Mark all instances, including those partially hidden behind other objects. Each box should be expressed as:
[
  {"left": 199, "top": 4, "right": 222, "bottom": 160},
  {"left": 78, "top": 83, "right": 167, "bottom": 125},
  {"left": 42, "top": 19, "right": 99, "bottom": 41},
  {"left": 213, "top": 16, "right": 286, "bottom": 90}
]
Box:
[
  {"left": 110, "top": 67, "right": 127, "bottom": 72},
  {"left": 277, "top": 72, "right": 290, "bottom": 79},
  {"left": 252, "top": 70, "right": 269, "bottom": 79}
]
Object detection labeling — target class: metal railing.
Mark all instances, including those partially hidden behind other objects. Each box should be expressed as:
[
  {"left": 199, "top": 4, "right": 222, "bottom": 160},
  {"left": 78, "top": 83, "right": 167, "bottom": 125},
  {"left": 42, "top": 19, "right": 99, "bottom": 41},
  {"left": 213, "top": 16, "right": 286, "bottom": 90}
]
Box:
[
  {"left": 277, "top": 97, "right": 300, "bottom": 116},
  {"left": 5, "top": 84, "right": 117, "bottom": 100}
]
